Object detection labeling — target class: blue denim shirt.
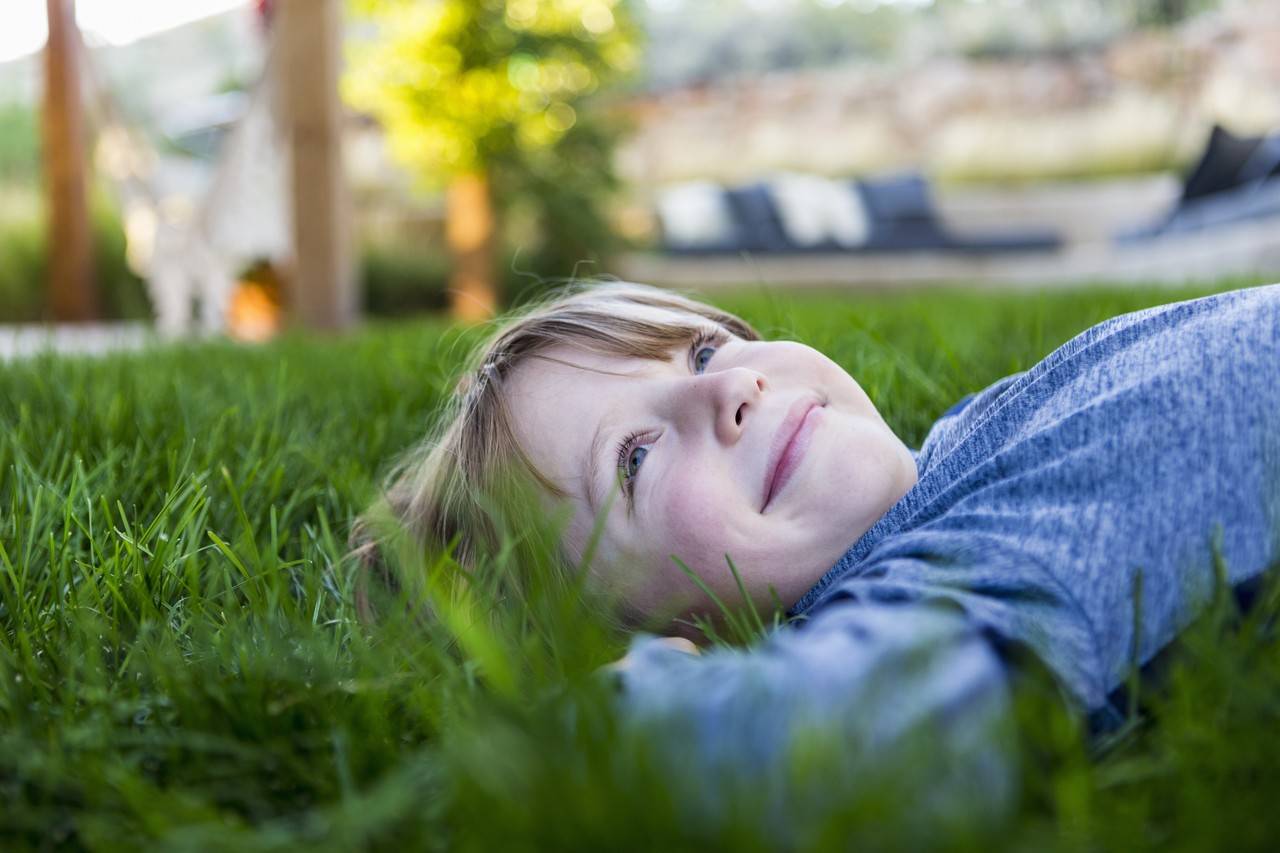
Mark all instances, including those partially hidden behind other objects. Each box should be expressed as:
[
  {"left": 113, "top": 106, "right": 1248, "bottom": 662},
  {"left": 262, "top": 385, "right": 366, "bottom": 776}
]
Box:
[{"left": 617, "top": 285, "right": 1280, "bottom": 814}]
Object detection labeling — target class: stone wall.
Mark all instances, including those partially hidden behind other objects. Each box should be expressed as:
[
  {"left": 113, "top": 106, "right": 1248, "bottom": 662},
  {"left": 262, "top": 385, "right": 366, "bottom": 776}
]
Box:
[{"left": 617, "top": 0, "right": 1280, "bottom": 189}]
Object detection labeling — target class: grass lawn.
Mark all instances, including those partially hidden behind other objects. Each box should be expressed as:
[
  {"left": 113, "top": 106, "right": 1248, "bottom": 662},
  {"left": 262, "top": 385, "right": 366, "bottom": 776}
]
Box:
[{"left": 3, "top": 280, "right": 1279, "bottom": 850}]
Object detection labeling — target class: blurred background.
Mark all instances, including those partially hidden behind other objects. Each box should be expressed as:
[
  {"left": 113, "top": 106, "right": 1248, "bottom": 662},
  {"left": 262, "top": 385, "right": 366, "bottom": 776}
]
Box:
[{"left": 2, "top": 0, "right": 1279, "bottom": 345}]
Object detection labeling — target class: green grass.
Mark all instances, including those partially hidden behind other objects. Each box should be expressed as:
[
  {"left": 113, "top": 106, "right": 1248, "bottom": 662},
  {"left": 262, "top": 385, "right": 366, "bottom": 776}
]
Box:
[{"left": 3, "top": 280, "right": 1280, "bottom": 850}]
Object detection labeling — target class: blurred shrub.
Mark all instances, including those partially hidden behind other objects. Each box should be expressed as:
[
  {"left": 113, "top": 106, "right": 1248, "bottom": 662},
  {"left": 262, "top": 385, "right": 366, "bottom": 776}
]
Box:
[
  {"left": 360, "top": 242, "right": 584, "bottom": 317},
  {"left": 0, "top": 191, "right": 149, "bottom": 323},
  {"left": 0, "top": 100, "right": 150, "bottom": 323},
  {"left": 0, "top": 214, "right": 44, "bottom": 322},
  {"left": 360, "top": 244, "right": 451, "bottom": 317},
  {"left": 495, "top": 109, "right": 629, "bottom": 306},
  {"left": 0, "top": 210, "right": 470, "bottom": 323},
  {"left": 0, "top": 103, "right": 39, "bottom": 182},
  {"left": 1132, "top": 0, "right": 1221, "bottom": 26}
]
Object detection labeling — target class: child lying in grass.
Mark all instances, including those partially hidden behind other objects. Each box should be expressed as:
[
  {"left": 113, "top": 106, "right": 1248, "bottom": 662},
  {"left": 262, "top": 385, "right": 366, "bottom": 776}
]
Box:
[{"left": 353, "top": 281, "right": 1280, "bottom": 792}]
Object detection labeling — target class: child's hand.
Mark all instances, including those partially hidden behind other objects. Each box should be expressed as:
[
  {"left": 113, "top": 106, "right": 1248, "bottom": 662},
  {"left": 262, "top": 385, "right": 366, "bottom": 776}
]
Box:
[{"left": 605, "top": 636, "right": 700, "bottom": 675}]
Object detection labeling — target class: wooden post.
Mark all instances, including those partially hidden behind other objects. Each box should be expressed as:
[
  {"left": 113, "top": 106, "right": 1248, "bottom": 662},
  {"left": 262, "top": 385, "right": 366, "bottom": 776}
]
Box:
[
  {"left": 445, "top": 172, "right": 499, "bottom": 323},
  {"left": 277, "top": 0, "right": 357, "bottom": 330},
  {"left": 43, "top": 0, "right": 97, "bottom": 322}
]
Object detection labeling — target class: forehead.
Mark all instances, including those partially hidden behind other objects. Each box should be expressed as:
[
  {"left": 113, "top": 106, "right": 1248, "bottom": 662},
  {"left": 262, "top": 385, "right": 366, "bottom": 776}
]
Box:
[
  {"left": 502, "top": 302, "right": 702, "bottom": 499},
  {"left": 506, "top": 299, "right": 709, "bottom": 399}
]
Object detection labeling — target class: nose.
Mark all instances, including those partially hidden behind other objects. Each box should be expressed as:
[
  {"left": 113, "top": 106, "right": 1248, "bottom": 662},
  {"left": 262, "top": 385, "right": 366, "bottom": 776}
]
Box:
[{"left": 678, "top": 366, "right": 767, "bottom": 444}]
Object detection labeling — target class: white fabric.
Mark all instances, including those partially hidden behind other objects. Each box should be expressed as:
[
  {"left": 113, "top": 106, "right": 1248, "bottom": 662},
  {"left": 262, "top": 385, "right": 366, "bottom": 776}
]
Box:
[
  {"left": 656, "top": 181, "right": 737, "bottom": 247},
  {"left": 769, "top": 173, "right": 870, "bottom": 249}
]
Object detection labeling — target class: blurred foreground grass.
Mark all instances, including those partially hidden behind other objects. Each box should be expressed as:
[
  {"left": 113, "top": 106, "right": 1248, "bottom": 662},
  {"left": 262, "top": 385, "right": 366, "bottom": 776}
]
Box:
[{"left": 2, "top": 280, "right": 1279, "bottom": 850}]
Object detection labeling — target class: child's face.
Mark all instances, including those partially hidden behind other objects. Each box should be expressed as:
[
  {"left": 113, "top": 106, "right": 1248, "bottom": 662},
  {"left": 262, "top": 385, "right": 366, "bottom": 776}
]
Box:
[{"left": 505, "top": 302, "right": 918, "bottom": 627}]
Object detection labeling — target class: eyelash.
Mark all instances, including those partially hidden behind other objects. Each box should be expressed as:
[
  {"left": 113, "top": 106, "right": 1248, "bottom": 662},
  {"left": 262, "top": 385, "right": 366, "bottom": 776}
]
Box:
[{"left": 613, "top": 328, "right": 728, "bottom": 504}]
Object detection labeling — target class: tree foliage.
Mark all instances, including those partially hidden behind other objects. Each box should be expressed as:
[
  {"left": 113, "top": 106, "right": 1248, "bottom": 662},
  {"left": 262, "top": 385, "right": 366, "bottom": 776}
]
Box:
[
  {"left": 344, "top": 0, "right": 641, "bottom": 297},
  {"left": 346, "top": 0, "right": 638, "bottom": 182}
]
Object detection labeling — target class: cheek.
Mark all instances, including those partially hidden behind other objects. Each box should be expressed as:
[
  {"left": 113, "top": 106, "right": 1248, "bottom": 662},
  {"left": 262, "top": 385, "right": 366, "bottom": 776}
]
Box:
[
  {"left": 823, "top": 419, "right": 913, "bottom": 528},
  {"left": 656, "top": 466, "right": 734, "bottom": 571}
]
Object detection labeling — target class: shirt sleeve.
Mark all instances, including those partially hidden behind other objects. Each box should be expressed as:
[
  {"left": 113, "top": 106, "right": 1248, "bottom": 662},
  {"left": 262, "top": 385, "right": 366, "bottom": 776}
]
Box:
[
  {"left": 612, "top": 598, "right": 1015, "bottom": 830},
  {"left": 914, "top": 372, "right": 1027, "bottom": 475}
]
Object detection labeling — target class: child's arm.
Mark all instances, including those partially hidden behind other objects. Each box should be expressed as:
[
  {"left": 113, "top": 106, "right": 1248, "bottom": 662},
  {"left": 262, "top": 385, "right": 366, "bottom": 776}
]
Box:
[{"left": 612, "top": 598, "right": 1014, "bottom": 824}]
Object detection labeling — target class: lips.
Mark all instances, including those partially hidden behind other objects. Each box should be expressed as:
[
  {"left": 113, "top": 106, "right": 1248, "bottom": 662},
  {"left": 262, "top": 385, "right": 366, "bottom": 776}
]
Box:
[{"left": 762, "top": 398, "right": 821, "bottom": 511}]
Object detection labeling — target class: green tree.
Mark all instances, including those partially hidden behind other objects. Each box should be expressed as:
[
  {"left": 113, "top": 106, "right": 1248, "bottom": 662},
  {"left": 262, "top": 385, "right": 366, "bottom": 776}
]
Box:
[{"left": 345, "top": 0, "right": 640, "bottom": 321}]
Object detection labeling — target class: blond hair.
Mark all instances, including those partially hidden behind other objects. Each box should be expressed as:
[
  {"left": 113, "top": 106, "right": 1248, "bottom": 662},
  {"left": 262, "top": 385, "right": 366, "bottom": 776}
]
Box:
[{"left": 350, "top": 280, "right": 761, "bottom": 623}]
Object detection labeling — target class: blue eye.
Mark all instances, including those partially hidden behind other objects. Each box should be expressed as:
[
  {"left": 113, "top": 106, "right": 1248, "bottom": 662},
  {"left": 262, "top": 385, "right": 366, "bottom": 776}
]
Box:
[
  {"left": 626, "top": 444, "right": 648, "bottom": 479},
  {"left": 615, "top": 430, "right": 648, "bottom": 502},
  {"left": 611, "top": 329, "right": 728, "bottom": 508},
  {"left": 690, "top": 328, "right": 726, "bottom": 374}
]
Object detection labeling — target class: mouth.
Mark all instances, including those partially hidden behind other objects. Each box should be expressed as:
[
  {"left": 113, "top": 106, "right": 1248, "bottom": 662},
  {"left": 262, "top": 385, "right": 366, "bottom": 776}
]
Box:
[{"left": 762, "top": 399, "right": 822, "bottom": 512}]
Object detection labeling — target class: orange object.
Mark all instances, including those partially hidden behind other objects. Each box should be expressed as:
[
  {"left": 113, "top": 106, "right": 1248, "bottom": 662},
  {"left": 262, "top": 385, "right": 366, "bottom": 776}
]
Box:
[{"left": 227, "top": 262, "right": 283, "bottom": 342}]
